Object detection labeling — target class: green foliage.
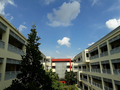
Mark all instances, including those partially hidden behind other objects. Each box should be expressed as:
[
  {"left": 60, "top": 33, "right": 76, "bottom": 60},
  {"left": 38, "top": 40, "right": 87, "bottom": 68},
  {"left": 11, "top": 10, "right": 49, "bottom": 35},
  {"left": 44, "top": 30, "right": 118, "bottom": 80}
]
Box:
[
  {"left": 46, "top": 69, "right": 63, "bottom": 90},
  {"left": 65, "top": 70, "right": 76, "bottom": 85},
  {"left": 4, "top": 24, "right": 52, "bottom": 90}
]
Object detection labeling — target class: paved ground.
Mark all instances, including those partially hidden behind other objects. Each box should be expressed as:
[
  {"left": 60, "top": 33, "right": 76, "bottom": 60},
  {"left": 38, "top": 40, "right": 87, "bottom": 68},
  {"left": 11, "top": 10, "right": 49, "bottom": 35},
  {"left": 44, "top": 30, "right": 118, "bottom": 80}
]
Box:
[{"left": 75, "top": 84, "right": 81, "bottom": 90}]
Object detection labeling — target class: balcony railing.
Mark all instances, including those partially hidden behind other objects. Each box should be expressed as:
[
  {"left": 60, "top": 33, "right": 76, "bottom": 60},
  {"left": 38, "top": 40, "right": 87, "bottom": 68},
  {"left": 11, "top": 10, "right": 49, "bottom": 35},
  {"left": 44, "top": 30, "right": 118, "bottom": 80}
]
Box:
[
  {"left": 79, "top": 68, "right": 82, "bottom": 71},
  {"left": 5, "top": 71, "right": 21, "bottom": 80},
  {"left": 83, "top": 69, "right": 87, "bottom": 71},
  {"left": 110, "top": 46, "right": 120, "bottom": 55},
  {"left": 104, "top": 86, "right": 113, "bottom": 90},
  {"left": 90, "top": 54, "right": 99, "bottom": 60},
  {"left": 8, "top": 44, "right": 24, "bottom": 55},
  {"left": 81, "top": 78, "right": 87, "bottom": 82},
  {"left": 0, "top": 73, "right": 1, "bottom": 81},
  {"left": 100, "top": 51, "right": 108, "bottom": 57},
  {"left": 91, "top": 69, "right": 101, "bottom": 73},
  {"left": 113, "top": 69, "right": 120, "bottom": 75},
  {"left": 89, "top": 80, "right": 91, "bottom": 83},
  {"left": 102, "top": 69, "right": 111, "bottom": 74},
  {"left": 74, "top": 68, "right": 78, "bottom": 71},
  {"left": 0, "top": 40, "right": 5, "bottom": 49},
  {"left": 92, "top": 81, "right": 102, "bottom": 89}
]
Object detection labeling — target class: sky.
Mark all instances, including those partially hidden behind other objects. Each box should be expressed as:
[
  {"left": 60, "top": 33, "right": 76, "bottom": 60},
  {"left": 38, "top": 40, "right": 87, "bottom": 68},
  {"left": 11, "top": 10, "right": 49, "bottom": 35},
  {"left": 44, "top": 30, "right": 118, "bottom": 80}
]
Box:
[{"left": 0, "top": 0, "right": 120, "bottom": 58}]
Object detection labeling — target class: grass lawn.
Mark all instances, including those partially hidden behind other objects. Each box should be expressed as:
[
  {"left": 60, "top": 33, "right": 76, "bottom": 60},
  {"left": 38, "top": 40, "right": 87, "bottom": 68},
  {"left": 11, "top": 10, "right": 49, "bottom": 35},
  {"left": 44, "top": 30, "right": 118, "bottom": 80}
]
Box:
[{"left": 62, "top": 84, "right": 79, "bottom": 90}]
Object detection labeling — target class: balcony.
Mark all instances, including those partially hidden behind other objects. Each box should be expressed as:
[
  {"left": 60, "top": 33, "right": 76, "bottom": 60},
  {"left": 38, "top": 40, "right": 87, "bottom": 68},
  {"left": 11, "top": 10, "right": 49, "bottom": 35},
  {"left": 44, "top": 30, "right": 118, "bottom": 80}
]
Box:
[
  {"left": 78, "top": 68, "right": 82, "bottom": 71},
  {"left": 0, "top": 40, "right": 5, "bottom": 49},
  {"left": 90, "top": 54, "right": 99, "bottom": 60},
  {"left": 5, "top": 71, "right": 21, "bottom": 80},
  {"left": 100, "top": 51, "right": 108, "bottom": 57},
  {"left": 8, "top": 44, "right": 24, "bottom": 55},
  {"left": 74, "top": 68, "right": 78, "bottom": 71},
  {"left": 0, "top": 73, "right": 1, "bottom": 81},
  {"left": 83, "top": 69, "right": 87, "bottom": 71},
  {"left": 113, "top": 69, "right": 120, "bottom": 75},
  {"left": 91, "top": 69, "right": 101, "bottom": 73},
  {"left": 104, "top": 86, "right": 113, "bottom": 90},
  {"left": 110, "top": 46, "right": 120, "bottom": 55},
  {"left": 89, "top": 80, "right": 91, "bottom": 83},
  {"left": 102, "top": 69, "right": 111, "bottom": 74},
  {"left": 81, "top": 78, "right": 87, "bottom": 82},
  {"left": 0, "top": 22, "right": 7, "bottom": 31},
  {"left": 92, "top": 81, "right": 102, "bottom": 89}
]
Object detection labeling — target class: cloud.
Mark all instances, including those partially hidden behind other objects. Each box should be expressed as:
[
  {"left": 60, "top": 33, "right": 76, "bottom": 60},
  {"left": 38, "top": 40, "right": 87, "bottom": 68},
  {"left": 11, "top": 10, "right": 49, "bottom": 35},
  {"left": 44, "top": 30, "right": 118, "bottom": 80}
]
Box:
[
  {"left": 56, "top": 51, "right": 59, "bottom": 54},
  {"left": 57, "top": 37, "right": 71, "bottom": 47},
  {"left": 0, "top": 0, "right": 17, "bottom": 15},
  {"left": 18, "top": 25, "right": 27, "bottom": 32},
  {"left": 78, "top": 48, "right": 81, "bottom": 50},
  {"left": 66, "top": 55, "right": 75, "bottom": 58},
  {"left": 91, "top": 0, "right": 99, "bottom": 6},
  {"left": 44, "top": 0, "right": 55, "bottom": 5},
  {"left": 106, "top": 18, "right": 120, "bottom": 30},
  {"left": 88, "top": 42, "right": 95, "bottom": 46},
  {"left": 56, "top": 46, "right": 60, "bottom": 48},
  {"left": 23, "top": 22, "right": 26, "bottom": 24},
  {"left": 47, "top": 1, "right": 80, "bottom": 27},
  {"left": 9, "top": 16, "right": 14, "bottom": 21}
]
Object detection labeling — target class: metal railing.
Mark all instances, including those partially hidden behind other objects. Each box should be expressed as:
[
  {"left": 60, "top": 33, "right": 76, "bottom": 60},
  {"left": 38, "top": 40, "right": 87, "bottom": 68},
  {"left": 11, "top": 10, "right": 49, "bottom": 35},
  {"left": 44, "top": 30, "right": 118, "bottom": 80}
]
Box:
[
  {"left": 90, "top": 54, "right": 99, "bottom": 60},
  {"left": 5, "top": 71, "right": 21, "bottom": 80},
  {"left": 92, "top": 81, "right": 102, "bottom": 89},
  {"left": 113, "top": 69, "right": 120, "bottom": 75},
  {"left": 110, "top": 46, "right": 120, "bottom": 55},
  {"left": 83, "top": 69, "right": 87, "bottom": 71},
  {"left": 81, "top": 78, "right": 87, "bottom": 82},
  {"left": 91, "top": 69, "right": 101, "bottom": 73},
  {"left": 74, "top": 68, "right": 78, "bottom": 71},
  {"left": 100, "top": 51, "right": 108, "bottom": 57},
  {"left": 104, "top": 86, "right": 113, "bottom": 90},
  {"left": 102, "top": 69, "right": 111, "bottom": 74},
  {"left": 89, "top": 80, "right": 91, "bottom": 83},
  {"left": 0, "top": 40, "right": 5, "bottom": 49},
  {"left": 8, "top": 44, "right": 24, "bottom": 55}
]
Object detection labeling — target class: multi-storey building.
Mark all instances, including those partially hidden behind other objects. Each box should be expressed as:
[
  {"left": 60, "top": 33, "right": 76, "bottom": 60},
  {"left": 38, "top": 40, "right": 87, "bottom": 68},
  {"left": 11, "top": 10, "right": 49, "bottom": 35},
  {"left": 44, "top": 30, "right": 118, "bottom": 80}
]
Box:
[
  {"left": 74, "top": 26, "right": 120, "bottom": 90},
  {"left": 0, "top": 14, "right": 46, "bottom": 90}
]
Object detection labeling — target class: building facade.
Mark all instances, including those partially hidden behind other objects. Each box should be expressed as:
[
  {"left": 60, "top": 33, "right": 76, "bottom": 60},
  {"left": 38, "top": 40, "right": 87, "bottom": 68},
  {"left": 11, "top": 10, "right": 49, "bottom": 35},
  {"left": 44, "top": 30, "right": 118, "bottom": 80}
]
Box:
[
  {"left": 73, "top": 26, "right": 120, "bottom": 90},
  {"left": 0, "top": 14, "right": 46, "bottom": 90}
]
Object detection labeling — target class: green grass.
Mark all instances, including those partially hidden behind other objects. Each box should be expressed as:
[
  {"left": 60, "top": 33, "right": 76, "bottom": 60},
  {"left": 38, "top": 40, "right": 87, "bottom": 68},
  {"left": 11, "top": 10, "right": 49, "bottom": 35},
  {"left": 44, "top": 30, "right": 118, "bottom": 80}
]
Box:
[{"left": 61, "top": 84, "right": 79, "bottom": 90}]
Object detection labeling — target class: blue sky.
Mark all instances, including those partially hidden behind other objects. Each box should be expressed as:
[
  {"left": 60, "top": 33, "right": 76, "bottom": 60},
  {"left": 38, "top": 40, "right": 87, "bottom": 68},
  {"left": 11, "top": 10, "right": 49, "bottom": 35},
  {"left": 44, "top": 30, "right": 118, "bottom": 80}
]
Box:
[{"left": 0, "top": 0, "right": 120, "bottom": 58}]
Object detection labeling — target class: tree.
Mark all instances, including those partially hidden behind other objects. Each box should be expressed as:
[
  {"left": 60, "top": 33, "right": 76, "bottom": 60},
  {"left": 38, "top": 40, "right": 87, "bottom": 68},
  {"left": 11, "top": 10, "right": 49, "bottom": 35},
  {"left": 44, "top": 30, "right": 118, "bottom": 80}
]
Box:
[
  {"left": 4, "top": 24, "right": 52, "bottom": 90},
  {"left": 65, "top": 70, "right": 76, "bottom": 85},
  {"left": 46, "top": 69, "right": 63, "bottom": 90}
]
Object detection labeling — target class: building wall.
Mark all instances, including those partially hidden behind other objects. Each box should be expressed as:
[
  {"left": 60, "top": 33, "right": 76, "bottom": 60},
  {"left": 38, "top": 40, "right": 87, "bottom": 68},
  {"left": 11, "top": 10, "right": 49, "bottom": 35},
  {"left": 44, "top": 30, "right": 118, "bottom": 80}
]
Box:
[{"left": 74, "top": 26, "right": 120, "bottom": 90}]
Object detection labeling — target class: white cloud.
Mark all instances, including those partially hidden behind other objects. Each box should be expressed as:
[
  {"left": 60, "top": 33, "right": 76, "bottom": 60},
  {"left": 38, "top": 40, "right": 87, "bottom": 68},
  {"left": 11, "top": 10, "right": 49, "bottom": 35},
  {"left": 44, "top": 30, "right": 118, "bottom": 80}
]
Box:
[
  {"left": 57, "top": 37, "right": 71, "bottom": 47},
  {"left": 0, "top": 0, "right": 17, "bottom": 15},
  {"left": 91, "top": 0, "right": 99, "bottom": 6},
  {"left": 88, "top": 42, "right": 95, "bottom": 46},
  {"left": 18, "top": 25, "right": 27, "bottom": 32},
  {"left": 66, "top": 55, "right": 75, "bottom": 58},
  {"left": 9, "top": 16, "right": 14, "bottom": 21},
  {"left": 56, "top": 51, "right": 59, "bottom": 54},
  {"left": 56, "top": 46, "right": 60, "bottom": 48},
  {"left": 47, "top": 1, "right": 80, "bottom": 27},
  {"left": 106, "top": 18, "right": 120, "bottom": 30},
  {"left": 78, "top": 48, "right": 81, "bottom": 50},
  {"left": 23, "top": 22, "right": 26, "bottom": 24},
  {"left": 44, "top": 0, "right": 55, "bottom": 5}
]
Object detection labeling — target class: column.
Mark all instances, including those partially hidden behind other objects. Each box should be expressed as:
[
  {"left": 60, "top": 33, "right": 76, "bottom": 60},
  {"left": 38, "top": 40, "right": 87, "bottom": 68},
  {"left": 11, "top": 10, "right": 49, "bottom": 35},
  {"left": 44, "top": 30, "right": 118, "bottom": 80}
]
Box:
[
  {"left": 100, "top": 61, "right": 102, "bottom": 73},
  {"left": 112, "top": 79, "right": 116, "bottom": 90},
  {"left": 107, "top": 40, "right": 110, "bottom": 56},
  {"left": 101, "top": 77, "right": 105, "bottom": 90},
  {"left": 109, "top": 60, "right": 113, "bottom": 75},
  {"left": 98, "top": 46, "right": 101, "bottom": 58}
]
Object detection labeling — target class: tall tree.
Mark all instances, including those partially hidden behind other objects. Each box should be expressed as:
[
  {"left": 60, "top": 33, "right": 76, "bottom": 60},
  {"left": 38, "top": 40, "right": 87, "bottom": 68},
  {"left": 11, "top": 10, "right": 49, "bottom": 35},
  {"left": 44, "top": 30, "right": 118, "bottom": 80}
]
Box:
[
  {"left": 4, "top": 24, "right": 52, "bottom": 90},
  {"left": 65, "top": 70, "right": 76, "bottom": 85}
]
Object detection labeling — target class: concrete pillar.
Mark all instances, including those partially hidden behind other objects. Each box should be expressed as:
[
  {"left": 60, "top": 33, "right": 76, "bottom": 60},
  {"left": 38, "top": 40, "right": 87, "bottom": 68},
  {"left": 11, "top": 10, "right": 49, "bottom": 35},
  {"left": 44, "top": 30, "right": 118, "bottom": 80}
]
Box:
[
  {"left": 109, "top": 60, "right": 113, "bottom": 75},
  {"left": 107, "top": 40, "right": 110, "bottom": 56},
  {"left": 1, "top": 58, "right": 7, "bottom": 81},
  {"left": 98, "top": 46, "right": 101, "bottom": 58},
  {"left": 1, "top": 27, "right": 9, "bottom": 81},
  {"left": 2, "top": 27, "right": 9, "bottom": 50},
  {"left": 100, "top": 61, "right": 102, "bottom": 73},
  {"left": 89, "top": 63, "right": 91, "bottom": 72},
  {"left": 101, "top": 77, "right": 105, "bottom": 90},
  {"left": 112, "top": 79, "right": 116, "bottom": 90}
]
